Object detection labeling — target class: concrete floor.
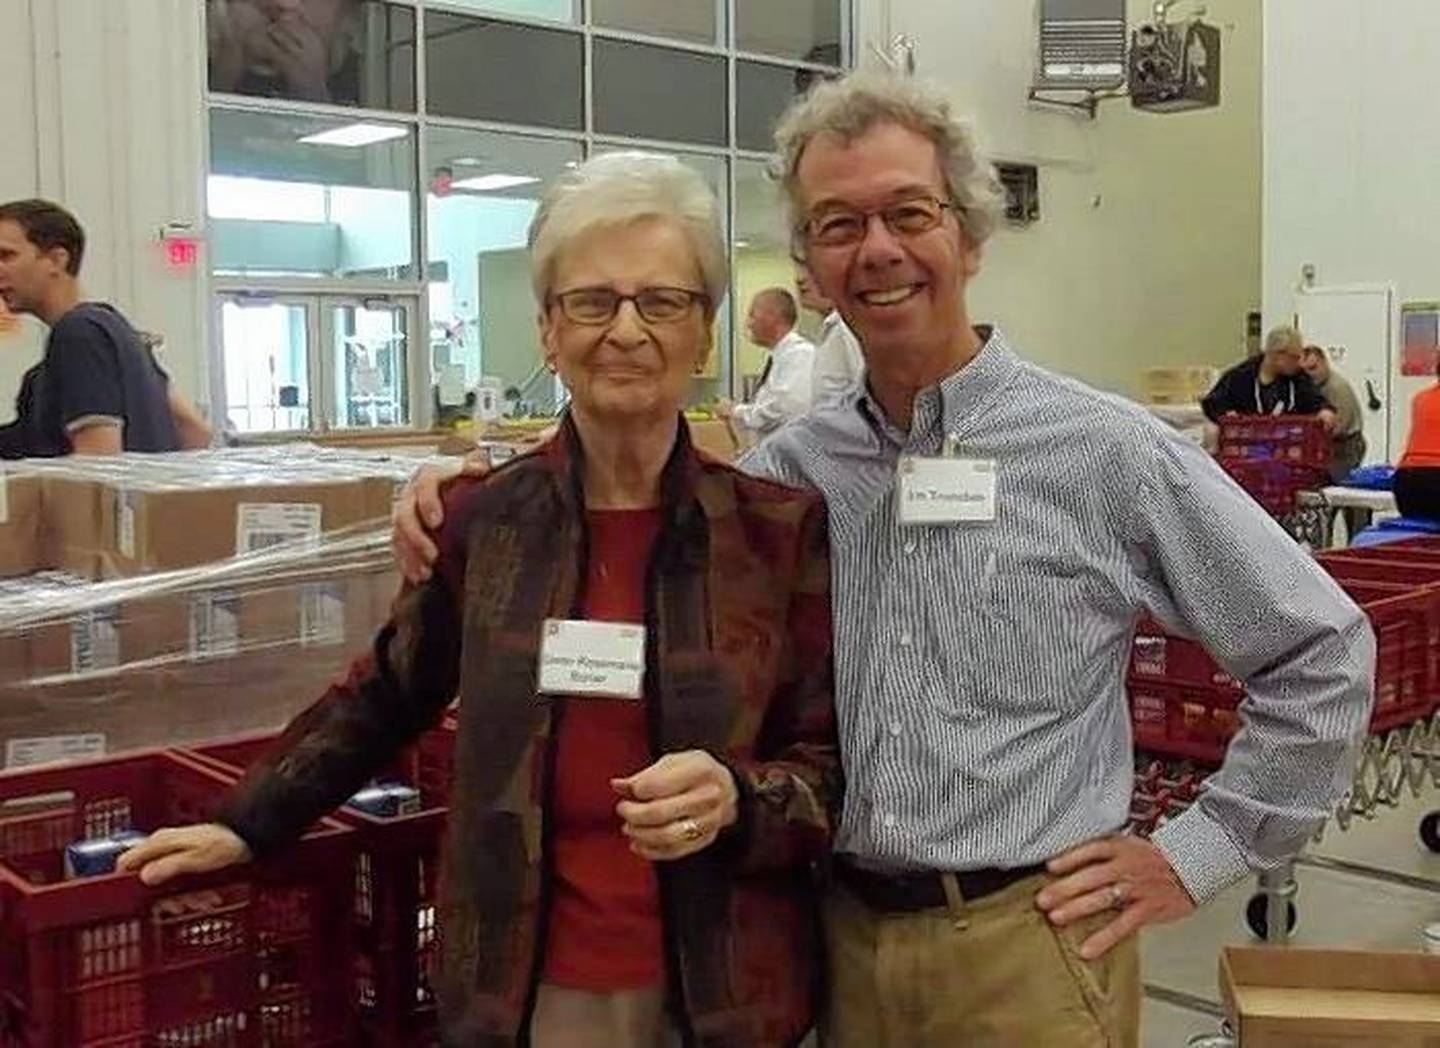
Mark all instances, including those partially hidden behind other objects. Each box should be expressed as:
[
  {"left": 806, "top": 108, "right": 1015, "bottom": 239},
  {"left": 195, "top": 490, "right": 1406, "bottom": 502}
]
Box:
[{"left": 1139, "top": 785, "right": 1440, "bottom": 1046}]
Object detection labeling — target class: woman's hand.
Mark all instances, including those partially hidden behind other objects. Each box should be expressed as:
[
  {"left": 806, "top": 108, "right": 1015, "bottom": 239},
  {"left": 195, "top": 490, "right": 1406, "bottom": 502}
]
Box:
[
  {"left": 613, "top": 751, "right": 739, "bottom": 861},
  {"left": 115, "top": 823, "right": 252, "bottom": 886}
]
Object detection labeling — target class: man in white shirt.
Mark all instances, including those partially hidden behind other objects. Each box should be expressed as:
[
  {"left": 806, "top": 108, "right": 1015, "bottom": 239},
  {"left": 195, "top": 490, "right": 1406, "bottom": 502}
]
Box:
[
  {"left": 798, "top": 266, "right": 865, "bottom": 407},
  {"left": 721, "top": 287, "right": 815, "bottom": 441}
]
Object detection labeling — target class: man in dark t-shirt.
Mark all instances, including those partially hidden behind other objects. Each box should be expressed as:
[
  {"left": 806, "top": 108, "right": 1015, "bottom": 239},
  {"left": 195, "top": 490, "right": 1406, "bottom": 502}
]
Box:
[{"left": 0, "top": 199, "right": 179, "bottom": 458}]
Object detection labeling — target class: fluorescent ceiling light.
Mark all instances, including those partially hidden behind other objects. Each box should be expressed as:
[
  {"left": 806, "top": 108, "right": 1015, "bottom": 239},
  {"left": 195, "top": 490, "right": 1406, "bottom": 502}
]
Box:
[
  {"left": 298, "top": 123, "right": 408, "bottom": 147},
  {"left": 451, "top": 174, "right": 541, "bottom": 191}
]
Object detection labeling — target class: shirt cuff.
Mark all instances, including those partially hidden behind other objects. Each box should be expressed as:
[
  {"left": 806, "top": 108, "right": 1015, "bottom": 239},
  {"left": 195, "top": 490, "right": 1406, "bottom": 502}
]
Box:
[{"left": 1149, "top": 803, "right": 1252, "bottom": 906}]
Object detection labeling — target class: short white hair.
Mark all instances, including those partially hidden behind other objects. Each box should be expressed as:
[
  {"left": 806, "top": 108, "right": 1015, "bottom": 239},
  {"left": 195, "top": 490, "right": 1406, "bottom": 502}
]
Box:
[
  {"left": 1264, "top": 325, "right": 1304, "bottom": 356},
  {"left": 773, "top": 70, "right": 1007, "bottom": 247},
  {"left": 528, "top": 152, "right": 729, "bottom": 313}
]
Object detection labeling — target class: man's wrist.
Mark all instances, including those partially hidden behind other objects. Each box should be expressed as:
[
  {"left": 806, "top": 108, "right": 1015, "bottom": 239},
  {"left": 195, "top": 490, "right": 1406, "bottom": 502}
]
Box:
[{"left": 1149, "top": 805, "right": 1250, "bottom": 906}]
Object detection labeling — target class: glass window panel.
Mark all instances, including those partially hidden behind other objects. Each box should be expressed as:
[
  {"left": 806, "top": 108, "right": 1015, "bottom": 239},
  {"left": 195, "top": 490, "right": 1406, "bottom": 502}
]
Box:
[
  {"left": 736, "top": 60, "right": 838, "bottom": 153},
  {"left": 209, "top": 109, "right": 416, "bottom": 280},
  {"left": 220, "top": 299, "right": 312, "bottom": 433},
  {"left": 429, "top": 0, "right": 577, "bottom": 22},
  {"left": 425, "top": 13, "right": 583, "bottom": 130},
  {"left": 591, "top": 0, "right": 717, "bottom": 46},
  {"left": 332, "top": 301, "right": 409, "bottom": 428},
  {"left": 735, "top": 0, "right": 842, "bottom": 64},
  {"left": 205, "top": 0, "right": 416, "bottom": 110},
  {"left": 425, "top": 128, "right": 582, "bottom": 422},
  {"left": 735, "top": 158, "right": 816, "bottom": 394},
  {"left": 594, "top": 39, "right": 727, "bottom": 147}
]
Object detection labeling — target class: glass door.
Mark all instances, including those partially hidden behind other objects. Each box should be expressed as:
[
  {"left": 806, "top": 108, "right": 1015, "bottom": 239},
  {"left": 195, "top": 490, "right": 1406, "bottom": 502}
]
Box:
[
  {"left": 328, "top": 298, "right": 411, "bottom": 430},
  {"left": 217, "top": 295, "right": 316, "bottom": 434}
]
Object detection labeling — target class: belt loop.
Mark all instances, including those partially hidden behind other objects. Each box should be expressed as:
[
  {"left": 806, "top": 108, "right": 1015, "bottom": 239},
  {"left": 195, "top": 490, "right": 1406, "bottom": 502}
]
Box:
[{"left": 940, "top": 873, "right": 970, "bottom": 932}]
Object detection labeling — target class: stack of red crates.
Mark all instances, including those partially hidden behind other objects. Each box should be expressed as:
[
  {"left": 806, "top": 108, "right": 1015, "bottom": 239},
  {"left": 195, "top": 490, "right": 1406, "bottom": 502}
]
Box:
[
  {"left": 181, "top": 715, "right": 458, "bottom": 1048},
  {"left": 0, "top": 751, "right": 357, "bottom": 1047},
  {"left": 1216, "top": 415, "right": 1331, "bottom": 515},
  {"left": 1128, "top": 540, "right": 1440, "bottom": 774}
]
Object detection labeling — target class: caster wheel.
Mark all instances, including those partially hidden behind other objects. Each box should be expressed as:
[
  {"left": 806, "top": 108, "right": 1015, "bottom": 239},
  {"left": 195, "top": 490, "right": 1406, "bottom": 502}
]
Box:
[
  {"left": 1245, "top": 893, "right": 1297, "bottom": 939},
  {"left": 1421, "top": 811, "right": 1440, "bottom": 854}
]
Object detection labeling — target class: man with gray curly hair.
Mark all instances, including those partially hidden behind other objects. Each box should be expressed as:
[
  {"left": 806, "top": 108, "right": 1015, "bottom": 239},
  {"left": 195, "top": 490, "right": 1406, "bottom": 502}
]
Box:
[{"left": 744, "top": 70, "right": 1372, "bottom": 1045}]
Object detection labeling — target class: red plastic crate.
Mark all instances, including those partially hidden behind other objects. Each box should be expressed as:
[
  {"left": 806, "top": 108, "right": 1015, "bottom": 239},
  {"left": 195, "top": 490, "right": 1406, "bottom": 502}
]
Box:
[
  {"left": 1219, "top": 458, "right": 1329, "bottom": 515},
  {"left": 1217, "top": 415, "right": 1331, "bottom": 470},
  {"left": 0, "top": 751, "right": 355, "bottom": 1047},
  {"left": 1130, "top": 617, "right": 1243, "bottom": 695},
  {"left": 1129, "top": 579, "right": 1437, "bottom": 764},
  {"left": 181, "top": 725, "right": 456, "bottom": 1048},
  {"left": 1320, "top": 557, "right": 1440, "bottom": 711}
]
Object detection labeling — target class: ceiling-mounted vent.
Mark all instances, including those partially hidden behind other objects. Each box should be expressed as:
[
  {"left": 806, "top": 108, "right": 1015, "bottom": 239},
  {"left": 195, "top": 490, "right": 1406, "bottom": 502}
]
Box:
[{"left": 1034, "top": 0, "right": 1127, "bottom": 91}]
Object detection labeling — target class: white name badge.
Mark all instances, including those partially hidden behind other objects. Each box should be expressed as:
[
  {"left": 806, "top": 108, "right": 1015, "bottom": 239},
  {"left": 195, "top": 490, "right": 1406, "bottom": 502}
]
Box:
[
  {"left": 538, "top": 619, "right": 646, "bottom": 700},
  {"left": 897, "top": 456, "right": 998, "bottom": 524}
]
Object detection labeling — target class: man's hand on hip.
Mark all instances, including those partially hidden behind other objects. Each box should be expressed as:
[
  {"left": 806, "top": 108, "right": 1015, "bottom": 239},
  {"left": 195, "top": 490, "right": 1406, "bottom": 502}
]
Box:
[{"left": 1034, "top": 835, "right": 1196, "bottom": 960}]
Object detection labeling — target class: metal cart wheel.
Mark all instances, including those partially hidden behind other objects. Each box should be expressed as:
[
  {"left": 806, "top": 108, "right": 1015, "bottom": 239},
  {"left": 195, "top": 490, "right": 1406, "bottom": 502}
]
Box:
[
  {"left": 1245, "top": 892, "right": 1298, "bottom": 939},
  {"left": 1421, "top": 811, "right": 1440, "bottom": 854}
]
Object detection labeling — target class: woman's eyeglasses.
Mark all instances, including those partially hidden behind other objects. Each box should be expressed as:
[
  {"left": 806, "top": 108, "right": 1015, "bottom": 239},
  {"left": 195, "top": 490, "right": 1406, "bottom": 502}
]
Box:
[{"left": 549, "top": 287, "right": 710, "bottom": 325}]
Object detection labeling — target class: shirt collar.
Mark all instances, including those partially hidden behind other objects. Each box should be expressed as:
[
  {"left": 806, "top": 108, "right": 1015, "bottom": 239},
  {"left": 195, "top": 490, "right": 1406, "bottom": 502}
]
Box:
[
  {"left": 772, "top": 329, "right": 806, "bottom": 355},
  {"left": 856, "top": 325, "right": 1018, "bottom": 450}
]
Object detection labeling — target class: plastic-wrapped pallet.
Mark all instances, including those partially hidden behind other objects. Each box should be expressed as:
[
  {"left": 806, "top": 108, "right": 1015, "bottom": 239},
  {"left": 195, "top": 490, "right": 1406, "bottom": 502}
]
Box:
[{"left": 0, "top": 446, "right": 484, "bottom": 770}]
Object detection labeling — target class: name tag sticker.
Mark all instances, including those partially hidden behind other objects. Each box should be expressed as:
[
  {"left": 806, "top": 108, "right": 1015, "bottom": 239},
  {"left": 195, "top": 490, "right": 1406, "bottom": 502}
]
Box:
[
  {"left": 897, "top": 457, "right": 998, "bottom": 525},
  {"left": 538, "top": 619, "right": 646, "bottom": 700}
]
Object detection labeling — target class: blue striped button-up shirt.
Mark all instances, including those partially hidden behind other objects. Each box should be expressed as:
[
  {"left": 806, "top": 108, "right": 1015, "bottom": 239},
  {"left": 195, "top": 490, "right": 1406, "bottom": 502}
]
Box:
[{"left": 740, "top": 328, "right": 1375, "bottom": 904}]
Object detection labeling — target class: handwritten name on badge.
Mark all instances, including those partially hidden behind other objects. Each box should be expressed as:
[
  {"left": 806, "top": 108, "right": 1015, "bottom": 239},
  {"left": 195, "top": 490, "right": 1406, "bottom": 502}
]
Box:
[
  {"left": 538, "top": 619, "right": 646, "bottom": 700},
  {"left": 898, "top": 457, "right": 998, "bottom": 524}
]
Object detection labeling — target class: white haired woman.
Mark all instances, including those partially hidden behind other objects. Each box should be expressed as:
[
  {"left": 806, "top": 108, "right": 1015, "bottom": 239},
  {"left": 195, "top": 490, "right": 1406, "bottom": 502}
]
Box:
[{"left": 119, "top": 153, "right": 839, "bottom": 1048}]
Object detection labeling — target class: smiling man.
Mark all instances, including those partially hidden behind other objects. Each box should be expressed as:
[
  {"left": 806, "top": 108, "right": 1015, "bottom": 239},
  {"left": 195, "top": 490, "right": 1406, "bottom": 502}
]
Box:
[
  {"left": 389, "top": 72, "right": 1375, "bottom": 1046},
  {"left": 739, "top": 72, "right": 1372, "bottom": 1045},
  {"left": 0, "top": 199, "right": 179, "bottom": 458}
]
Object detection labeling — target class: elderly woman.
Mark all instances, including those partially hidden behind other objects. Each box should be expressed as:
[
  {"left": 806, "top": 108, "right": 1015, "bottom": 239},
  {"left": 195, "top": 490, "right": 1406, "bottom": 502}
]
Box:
[{"left": 120, "top": 153, "right": 838, "bottom": 1048}]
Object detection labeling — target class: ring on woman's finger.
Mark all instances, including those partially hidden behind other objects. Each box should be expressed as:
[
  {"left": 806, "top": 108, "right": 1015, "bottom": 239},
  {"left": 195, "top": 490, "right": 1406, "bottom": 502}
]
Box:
[
  {"left": 678, "top": 817, "right": 703, "bottom": 843},
  {"left": 1108, "top": 882, "right": 1128, "bottom": 910}
]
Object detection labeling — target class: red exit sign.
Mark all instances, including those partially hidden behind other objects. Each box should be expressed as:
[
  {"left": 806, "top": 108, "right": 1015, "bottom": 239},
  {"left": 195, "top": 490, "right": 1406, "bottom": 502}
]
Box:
[{"left": 164, "top": 237, "right": 201, "bottom": 268}]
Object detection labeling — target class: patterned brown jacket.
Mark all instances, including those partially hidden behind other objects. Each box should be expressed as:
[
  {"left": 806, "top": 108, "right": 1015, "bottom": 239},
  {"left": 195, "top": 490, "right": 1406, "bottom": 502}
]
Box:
[{"left": 220, "top": 415, "right": 840, "bottom": 1046}]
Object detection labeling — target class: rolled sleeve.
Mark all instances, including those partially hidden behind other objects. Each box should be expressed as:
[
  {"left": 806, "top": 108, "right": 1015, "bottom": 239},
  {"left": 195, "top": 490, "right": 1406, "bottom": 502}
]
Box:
[{"left": 1132, "top": 419, "right": 1375, "bottom": 897}]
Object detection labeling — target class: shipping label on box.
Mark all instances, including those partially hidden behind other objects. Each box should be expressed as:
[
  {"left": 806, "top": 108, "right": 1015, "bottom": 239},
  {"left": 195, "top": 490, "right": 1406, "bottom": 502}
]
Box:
[
  {"left": 189, "top": 590, "right": 241, "bottom": 660},
  {"left": 300, "top": 581, "right": 346, "bottom": 647},
  {"left": 70, "top": 607, "right": 120, "bottom": 675},
  {"left": 6, "top": 732, "right": 106, "bottom": 769},
  {"left": 114, "top": 489, "right": 138, "bottom": 559},
  {"left": 236, "top": 502, "right": 323, "bottom": 556}
]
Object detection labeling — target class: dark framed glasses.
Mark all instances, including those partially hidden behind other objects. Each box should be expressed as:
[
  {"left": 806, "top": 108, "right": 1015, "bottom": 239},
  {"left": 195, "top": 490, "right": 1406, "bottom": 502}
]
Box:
[{"left": 549, "top": 286, "right": 710, "bottom": 325}]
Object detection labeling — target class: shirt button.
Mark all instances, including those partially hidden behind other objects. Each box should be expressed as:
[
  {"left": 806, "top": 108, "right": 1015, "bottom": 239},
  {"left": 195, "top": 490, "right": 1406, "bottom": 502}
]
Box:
[
  {"left": 903, "top": 540, "right": 918, "bottom": 555},
  {"left": 899, "top": 631, "right": 913, "bottom": 648},
  {"left": 888, "top": 720, "right": 902, "bottom": 737}
]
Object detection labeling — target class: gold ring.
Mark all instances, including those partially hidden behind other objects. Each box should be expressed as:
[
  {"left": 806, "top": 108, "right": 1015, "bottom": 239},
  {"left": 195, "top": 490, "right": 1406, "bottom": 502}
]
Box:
[{"left": 679, "top": 818, "right": 703, "bottom": 842}]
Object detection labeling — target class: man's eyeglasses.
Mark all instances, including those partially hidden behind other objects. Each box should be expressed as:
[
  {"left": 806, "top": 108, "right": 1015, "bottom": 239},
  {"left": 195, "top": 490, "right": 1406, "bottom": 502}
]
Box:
[
  {"left": 799, "top": 195, "right": 958, "bottom": 249},
  {"left": 549, "top": 286, "right": 709, "bottom": 326}
]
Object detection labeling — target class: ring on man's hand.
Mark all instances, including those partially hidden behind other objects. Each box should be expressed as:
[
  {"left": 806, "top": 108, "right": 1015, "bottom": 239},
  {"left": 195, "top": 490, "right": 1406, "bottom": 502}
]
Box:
[
  {"left": 1108, "top": 882, "right": 1128, "bottom": 909},
  {"left": 679, "top": 818, "right": 703, "bottom": 843}
]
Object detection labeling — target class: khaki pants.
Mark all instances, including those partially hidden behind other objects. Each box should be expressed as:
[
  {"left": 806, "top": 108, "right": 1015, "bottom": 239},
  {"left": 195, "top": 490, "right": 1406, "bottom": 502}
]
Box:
[
  {"left": 822, "top": 873, "right": 1140, "bottom": 1047},
  {"left": 529, "top": 984, "right": 678, "bottom": 1048}
]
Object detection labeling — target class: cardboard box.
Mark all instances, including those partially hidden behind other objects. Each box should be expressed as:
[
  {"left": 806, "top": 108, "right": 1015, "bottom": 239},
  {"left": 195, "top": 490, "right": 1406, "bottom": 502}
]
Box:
[
  {"left": 1220, "top": 946, "right": 1440, "bottom": 1046},
  {"left": 0, "top": 473, "right": 42, "bottom": 578},
  {"left": 689, "top": 419, "right": 739, "bottom": 462},
  {"left": 72, "top": 476, "right": 395, "bottom": 577}
]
